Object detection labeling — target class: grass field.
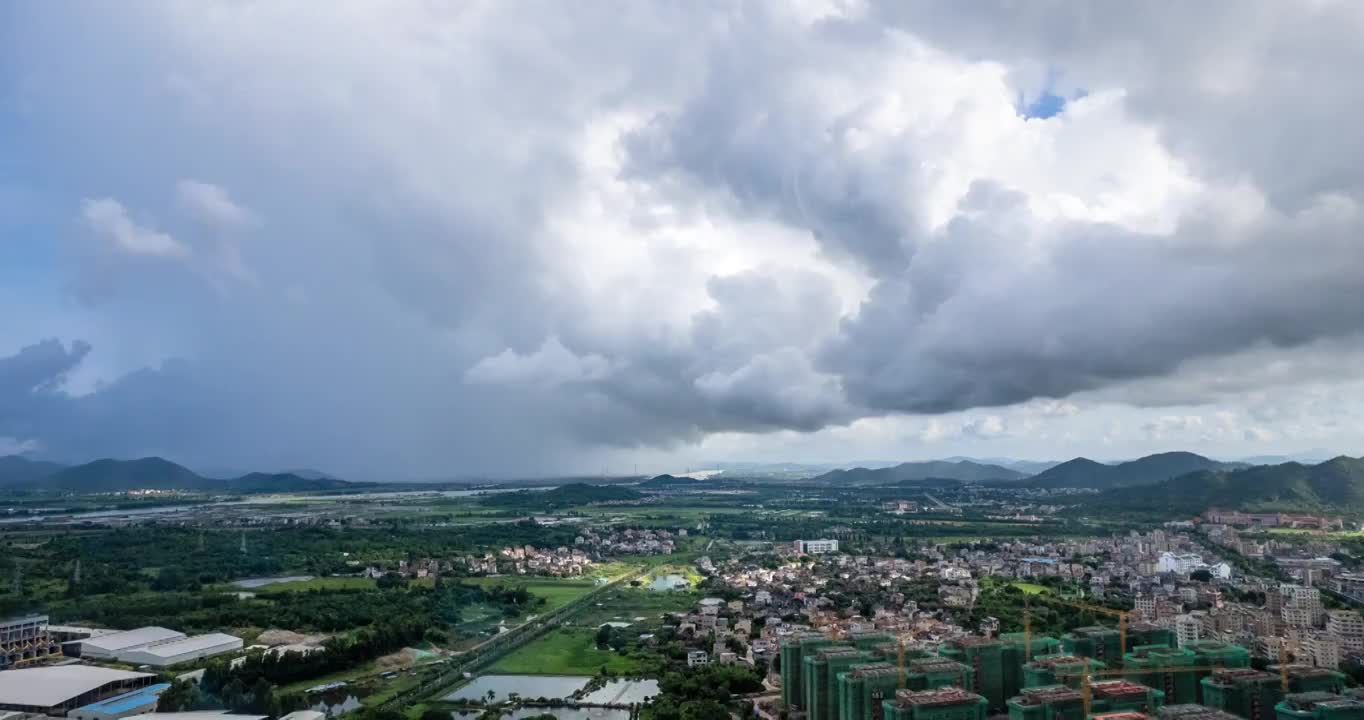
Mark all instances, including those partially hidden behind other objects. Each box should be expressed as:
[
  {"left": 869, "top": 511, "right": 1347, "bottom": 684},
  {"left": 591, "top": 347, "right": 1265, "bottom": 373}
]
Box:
[
  {"left": 1012, "top": 582, "right": 1049, "bottom": 595},
  {"left": 460, "top": 577, "right": 600, "bottom": 611},
  {"left": 488, "top": 628, "right": 642, "bottom": 675},
  {"left": 572, "top": 586, "right": 697, "bottom": 629}
]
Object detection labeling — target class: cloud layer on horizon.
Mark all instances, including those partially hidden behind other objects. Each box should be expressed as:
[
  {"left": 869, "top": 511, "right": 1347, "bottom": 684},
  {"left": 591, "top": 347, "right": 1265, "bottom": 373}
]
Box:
[{"left": 3, "top": 1, "right": 1364, "bottom": 476}]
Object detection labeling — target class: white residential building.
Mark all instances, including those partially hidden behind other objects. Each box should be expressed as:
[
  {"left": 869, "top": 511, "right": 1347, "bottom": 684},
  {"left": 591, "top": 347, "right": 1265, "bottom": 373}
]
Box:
[
  {"left": 796, "top": 539, "right": 839, "bottom": 555},
  {"left": 1327, "top": 610, "right": 1364, "bottom": 652},
  {"left": 1158, "top": 552, "right": 1205, "bottom": 574},
  {"left": 1306, "top": 635, "right": 1342, "bottom": 669},
  {"left": 1175, "top": 614, "right": 1203, "bottom": 648}
]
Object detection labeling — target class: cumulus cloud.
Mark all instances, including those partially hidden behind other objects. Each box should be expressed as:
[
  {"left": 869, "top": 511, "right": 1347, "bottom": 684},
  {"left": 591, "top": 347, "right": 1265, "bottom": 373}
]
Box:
[
  {"left": 80, "top": 198, "right": 187, "bottom": 258},
  {"left": 5, "top": 2, "right": 1364, "bottom": 474},
  {"left": 177, "top": 180, "right": 258, "bottom": 229}
]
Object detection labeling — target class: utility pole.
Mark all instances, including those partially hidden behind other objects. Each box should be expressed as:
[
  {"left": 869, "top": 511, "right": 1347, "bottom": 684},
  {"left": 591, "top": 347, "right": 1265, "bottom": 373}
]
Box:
[
  {"left": 72, "top": 559, "right": 82, "bottom": 586},
  {"left": 240, "top": 531, "right": 247, "bottom": 555}
]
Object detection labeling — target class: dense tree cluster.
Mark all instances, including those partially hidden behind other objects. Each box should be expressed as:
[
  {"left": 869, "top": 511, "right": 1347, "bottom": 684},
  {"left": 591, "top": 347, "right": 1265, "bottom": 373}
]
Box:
[{"left": 645, "top": 665, "right": 764, "bottom": 720}]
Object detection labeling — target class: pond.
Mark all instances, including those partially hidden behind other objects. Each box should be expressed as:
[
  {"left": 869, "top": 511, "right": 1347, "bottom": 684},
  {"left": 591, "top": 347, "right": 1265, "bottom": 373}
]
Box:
[
  {"left": 308, "top": 686, "right": 367, "bottom": 716},
  {"left": 232, "top": 575, "right": 315, "bottom": 588},
  {"left": 581, "top": 679, "right": 660, "bottom": 705},
  {"left": 647, "top": 574, "right": 689, "bottom": 591},
  {"left": 445, "top": 675, "right": 591, "bottom": 703}
]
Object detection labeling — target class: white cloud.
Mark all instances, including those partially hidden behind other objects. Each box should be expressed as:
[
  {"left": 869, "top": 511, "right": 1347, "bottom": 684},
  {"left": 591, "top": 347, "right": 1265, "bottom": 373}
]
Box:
[
  {"left": 465, "top": 337, "right": 614, "bottom": 388},
  {"left": 80, "top": 198, "right": 188, "bottom": 258},
  {"left": 177, "top": 179, "right": 258, "bottom": 229}
]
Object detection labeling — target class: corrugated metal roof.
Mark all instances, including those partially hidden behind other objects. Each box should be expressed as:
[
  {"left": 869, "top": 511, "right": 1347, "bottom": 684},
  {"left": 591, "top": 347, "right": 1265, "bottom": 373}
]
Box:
[
  {"left": 0, "top": 666, "right": 155, "bottom": 708},
  {"left": 81, "top": 627, "right": 185, "bottom": 653}
]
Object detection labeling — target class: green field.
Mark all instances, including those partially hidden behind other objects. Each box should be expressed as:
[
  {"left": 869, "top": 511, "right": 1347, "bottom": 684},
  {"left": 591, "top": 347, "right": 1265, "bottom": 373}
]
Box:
[
  {"left": 460, "top": 577, "right": 600, "bottom": 611},
  {"left": 489, "top": 628, "right": 642, "bottom": 675},
  {"left": 1012, "top": 582, "right": 1049, "bottom": 595}
]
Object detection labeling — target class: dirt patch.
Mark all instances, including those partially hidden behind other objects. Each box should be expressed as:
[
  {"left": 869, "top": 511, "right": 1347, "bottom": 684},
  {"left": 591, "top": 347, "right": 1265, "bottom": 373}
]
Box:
[
  {"left": 257, "top": 628, "right": 329, "bottom": 646},
  {"left": 375, "top": 648, "right": 421, "bottom": 669}
]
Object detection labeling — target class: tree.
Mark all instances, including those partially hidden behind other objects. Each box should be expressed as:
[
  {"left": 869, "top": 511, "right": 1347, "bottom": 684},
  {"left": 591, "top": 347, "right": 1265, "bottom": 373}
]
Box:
[{"left": 596, "top": 624, "right": 614, "bottom": 649}]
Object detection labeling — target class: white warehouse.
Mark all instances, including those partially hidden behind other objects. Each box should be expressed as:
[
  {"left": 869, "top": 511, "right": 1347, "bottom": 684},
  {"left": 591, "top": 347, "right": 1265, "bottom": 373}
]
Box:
[
  {"left": 79, "top": 628, "right": 185, "bottom": 661},
  {"left": 118, "top": 634, "right": 243, "bottom": 667},
  {"left": 77, "top": 627, "right": 242, "bottom": 667}
]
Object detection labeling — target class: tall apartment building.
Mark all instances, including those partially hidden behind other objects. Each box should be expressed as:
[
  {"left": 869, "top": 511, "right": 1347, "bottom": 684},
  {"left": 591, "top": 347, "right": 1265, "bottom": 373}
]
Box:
[
  {"left": 1326, "top": 611, "right": 1364, "bottom": 653},
  {"left": 1175, "top": 614, "right": 1203, "bottom": 648},
  {"left": 1304, "top": 635, "right": 1342, "bottom": 670},
  {"left": 1281, "top": 586, "right": 1323, "bottom": 628}
]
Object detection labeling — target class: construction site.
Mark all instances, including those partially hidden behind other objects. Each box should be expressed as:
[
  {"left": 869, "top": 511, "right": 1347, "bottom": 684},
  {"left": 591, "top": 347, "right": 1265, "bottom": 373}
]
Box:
[{"left": 769, "top": 596, "right": 1358, "bottom": 720}]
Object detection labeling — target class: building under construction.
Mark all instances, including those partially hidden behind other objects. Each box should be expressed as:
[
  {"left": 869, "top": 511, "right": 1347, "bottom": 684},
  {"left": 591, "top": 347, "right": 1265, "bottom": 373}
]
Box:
[
  {"left": 1002, "top": 633, "right": 1062, "bottom": 700},
  {"left": 0, "top": 615, "right": 60, "bottom": 670},
  {"left": 1186, "top": 641, "right": 1252, "bottom": 672},
  {"left": 1090, "top": 680, "right": 1166, "bottom": 716},
  {"left": 838, "top": 663, "right": 901, "bottom": 720},
  {"left": 882, "top": 687, "right": 990, "bottom": 720},
  {"left": 939, "top": 636, "right": 1006, "bottom": 710},
  {"left": 1022, "top": 655, "right": 1106, "bottom": 689},
  {"left": 1094, "top": 713, "right": 1152, "bottom": 720},
  {"left": 1267, "top": 667, "right": 1347, "bottom": 696},
  {"left": 782, "top": 633, "right": 834, "bottom": 709},
  {"left": 1274, "top": 693, "right": 1364, "bottom": 720},
  {"left": 1063, "top": 626, "right": 1125, "bottom": 665},
  {"left": 1128, "top": 622, "right": 1175, "bottom": 650},
  {"left": 905, "top": 657, "right": 975, "bottom": 692},
  {"left": 847, "top": 632, "right": 896, "bottom": 651},
  {"left": 1159, "top": 704, "right": 1244, "bottom": 720},
  {"left": 1200, "top": 668, "right": 1284, "bottom": 720},
  {"left": 805, "top": 646, "right": 877, "bottom": 720},
  {"left": 1008, "top": 684, "right": 1086, "bottom": 720},
  {"left": 1125, "top": 645, "right": 1201, "bottom": 705}
]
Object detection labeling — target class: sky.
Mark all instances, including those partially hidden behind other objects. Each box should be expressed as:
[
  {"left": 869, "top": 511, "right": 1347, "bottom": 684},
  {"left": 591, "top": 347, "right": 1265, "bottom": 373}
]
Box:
[{"left": 2, "top": 2, "right": 1364, "bottom": 478}]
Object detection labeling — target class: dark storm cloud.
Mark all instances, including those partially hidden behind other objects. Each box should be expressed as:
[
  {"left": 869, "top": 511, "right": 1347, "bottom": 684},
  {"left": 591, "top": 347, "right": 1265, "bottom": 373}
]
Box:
[{"left": 4, "top": 2, "right": 1364, "bottom": 474}]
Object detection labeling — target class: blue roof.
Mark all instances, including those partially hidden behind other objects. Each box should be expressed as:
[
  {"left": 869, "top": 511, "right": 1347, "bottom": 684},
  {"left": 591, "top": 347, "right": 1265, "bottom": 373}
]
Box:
[{"left": 77, "top": 683, "right": 170, "bottom": 713}]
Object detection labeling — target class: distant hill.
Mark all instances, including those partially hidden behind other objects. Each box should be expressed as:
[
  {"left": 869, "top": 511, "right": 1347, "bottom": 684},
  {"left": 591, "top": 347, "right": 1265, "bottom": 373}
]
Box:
[
  {"left": 891, "top": 476, "right": 963, "bottom": 489},
  {"left": 43, "top": 457, "right": 206, "bottom": 492},
  {"left": 1091, "top": 457, "right": 1364, "bottom": 514},
  {"left": 6, "top": 457, "right": 353, "bottom": 493},
  {"left": 224, "top": 472, "right": 351, "bottom": 492},
  {"left": 0, "top": 455, "right": 69, "bottom": 486},
  {"left": 482, "top": 482, "right": 643, "bottom": 510},
  {"left": 639, "top": 474, "right": 703, "bottom": 489},
  {"left": 1025, "top": 452, "right": 1241, "bottom": 489},
  {"left": 944, "top": 457, "right": 1060, "bottom": 475},
  {"left": 279, "top": 468, "right": 337, "bottom": 481},
  {"left": 812, "top": 460, "right": 1027, "bottom": 485}
]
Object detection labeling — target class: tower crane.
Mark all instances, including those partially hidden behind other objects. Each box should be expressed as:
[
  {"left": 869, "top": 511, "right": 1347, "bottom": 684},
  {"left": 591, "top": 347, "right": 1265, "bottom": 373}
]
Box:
[
  {"left": 1055, "top": 660, "right": 1291, "bottom": 717},
  {"left": 1020, "top": 593, "right": 1133, "bottom": 657}
]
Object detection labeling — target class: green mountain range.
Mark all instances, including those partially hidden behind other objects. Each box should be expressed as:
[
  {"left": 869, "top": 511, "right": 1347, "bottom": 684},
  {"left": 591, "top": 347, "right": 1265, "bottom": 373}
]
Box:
[
  {"left": 812, "top": 460, "right": 1027, "bottom": 485},
  {"left": 1090, "top": 456, "right": 1364, "bottom": 514},
  {"left": 1024, "top": 451, "right": 1242, "bottom": 489},
  {"left": 0, "top": 455, "right": 353, "bottom": 493}
]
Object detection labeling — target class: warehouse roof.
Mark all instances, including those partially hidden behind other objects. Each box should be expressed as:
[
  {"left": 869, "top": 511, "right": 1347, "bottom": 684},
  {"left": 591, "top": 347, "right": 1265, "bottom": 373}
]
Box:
[
  {"left": 76, "top": 684, "right": 171, "bottom": 714},
  {"left": 141, "top": 713, "right": 267, "bottom": 720},
  {"left": 81, "top": 627, "right": 185, "bottom": 653},
  {"left": 125, "top": 633, "right": 241, "bottom": 659},
  {"left": 0, "top": 666, "right": 155, "bottom": 708}
]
